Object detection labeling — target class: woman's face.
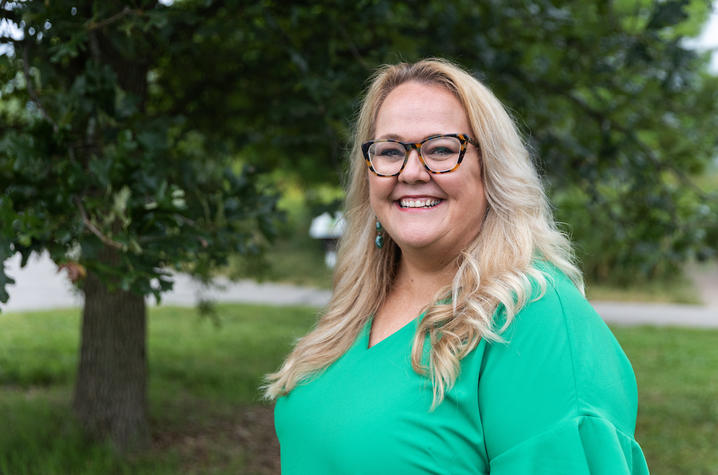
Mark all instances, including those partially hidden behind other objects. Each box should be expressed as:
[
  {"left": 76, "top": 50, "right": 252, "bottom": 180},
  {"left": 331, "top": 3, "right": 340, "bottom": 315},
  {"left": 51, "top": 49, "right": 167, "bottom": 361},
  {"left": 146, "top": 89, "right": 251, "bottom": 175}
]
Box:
[{"left": 368, "top": 81, "right": 488, "bottom": 262}]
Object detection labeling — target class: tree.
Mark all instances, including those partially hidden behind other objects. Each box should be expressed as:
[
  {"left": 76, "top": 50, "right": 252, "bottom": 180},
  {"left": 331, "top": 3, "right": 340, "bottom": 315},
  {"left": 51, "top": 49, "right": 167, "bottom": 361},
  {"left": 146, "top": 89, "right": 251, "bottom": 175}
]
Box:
[
  {"left": 204, "top": 0, "right": 717, "bottom": 283},
  {"left": 0, "top": 0, "right": 278, "bottom": 451}
]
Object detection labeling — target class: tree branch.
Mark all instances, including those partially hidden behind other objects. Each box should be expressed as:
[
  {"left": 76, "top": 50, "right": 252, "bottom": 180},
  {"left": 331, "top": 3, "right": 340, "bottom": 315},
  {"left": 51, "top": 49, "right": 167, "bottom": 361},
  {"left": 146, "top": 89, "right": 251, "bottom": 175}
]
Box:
[
  {"left": 0, "top": 37, "right": 23, "bottom": 45},
  {"left": 534, "top": 76, "right": 717, "bottom": 202},
  {"left": 0, "top": 123, "right": 25, "bottom": 134},
  {"left": 86, "top": 6, "right": 143, "bottom": 31},
  {"left": 22, "top": 44, "right": 59, "bottom": 133},
  {"left": 334, "top": 22, "right": 371, "bottom": 71},
  {"left": 75, "top": 197, "right": 125, "bottom": 250},
  {"left": 566, "top": 90, "right": 716, "bottom": 200},
  {"left": 0, "top": 8, "right": 21, "bottom": 24}
]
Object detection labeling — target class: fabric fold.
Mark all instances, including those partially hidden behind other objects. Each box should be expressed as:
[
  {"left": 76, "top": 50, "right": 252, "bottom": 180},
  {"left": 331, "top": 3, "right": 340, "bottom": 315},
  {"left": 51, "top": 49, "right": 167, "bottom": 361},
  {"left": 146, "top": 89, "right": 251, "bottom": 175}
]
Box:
[{"left": 489, "top": 415, "right": 650, "bottom": 474}]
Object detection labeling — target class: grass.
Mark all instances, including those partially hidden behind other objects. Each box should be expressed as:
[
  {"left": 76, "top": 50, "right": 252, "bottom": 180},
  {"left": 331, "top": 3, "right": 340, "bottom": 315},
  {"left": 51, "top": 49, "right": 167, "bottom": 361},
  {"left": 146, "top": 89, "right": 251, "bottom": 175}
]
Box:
[
  {"left": 586, "top": 274, "right": 702, "bottom": 304},
  {"left": 613, "top": 326, "right": 718, "bottom": 473},
  {"left": 1, "top": 304, "right": 717, "bottom": 473},
  {"left": 0, "top": 304, "right": 319, "bottom": 474}
]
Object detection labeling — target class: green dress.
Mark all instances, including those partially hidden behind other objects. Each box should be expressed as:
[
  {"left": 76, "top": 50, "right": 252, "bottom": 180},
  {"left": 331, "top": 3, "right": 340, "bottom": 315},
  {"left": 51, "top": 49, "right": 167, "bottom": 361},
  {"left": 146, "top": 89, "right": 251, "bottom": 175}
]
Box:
[{"left": 274, "top": 267, "right": 649, "bottom": 474}]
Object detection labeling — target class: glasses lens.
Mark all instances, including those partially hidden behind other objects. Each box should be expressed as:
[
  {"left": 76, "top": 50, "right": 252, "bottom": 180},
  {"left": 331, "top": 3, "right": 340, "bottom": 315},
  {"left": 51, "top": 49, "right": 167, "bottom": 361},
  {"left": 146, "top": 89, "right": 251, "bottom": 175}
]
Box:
[
  {"left": 421, "top": 136, "right": 462, "bottom": 172},
  {"left": 369, "top": 141, "right": 405, "bottom": 175}
]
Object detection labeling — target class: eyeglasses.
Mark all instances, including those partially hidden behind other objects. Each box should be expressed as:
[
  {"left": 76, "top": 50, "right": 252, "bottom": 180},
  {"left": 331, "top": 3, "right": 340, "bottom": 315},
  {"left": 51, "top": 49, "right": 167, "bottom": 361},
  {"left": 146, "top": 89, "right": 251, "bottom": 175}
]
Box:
[{"left": 361, "top": 133, "right": 478, "bottom": 177}]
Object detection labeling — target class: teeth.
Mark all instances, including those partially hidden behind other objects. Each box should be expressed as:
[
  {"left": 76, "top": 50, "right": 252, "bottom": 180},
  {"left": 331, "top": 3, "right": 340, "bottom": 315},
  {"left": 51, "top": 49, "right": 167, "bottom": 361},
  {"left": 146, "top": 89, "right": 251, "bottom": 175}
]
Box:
[{"left": 400, "top": 198, "right": 440, "bottom": 208}]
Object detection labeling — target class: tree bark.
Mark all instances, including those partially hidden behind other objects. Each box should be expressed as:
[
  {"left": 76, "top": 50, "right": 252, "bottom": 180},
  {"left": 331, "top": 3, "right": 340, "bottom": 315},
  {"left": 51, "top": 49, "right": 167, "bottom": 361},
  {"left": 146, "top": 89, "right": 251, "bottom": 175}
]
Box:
[{"left": 73, "top": 248, "right": 149, "bottom": 452}]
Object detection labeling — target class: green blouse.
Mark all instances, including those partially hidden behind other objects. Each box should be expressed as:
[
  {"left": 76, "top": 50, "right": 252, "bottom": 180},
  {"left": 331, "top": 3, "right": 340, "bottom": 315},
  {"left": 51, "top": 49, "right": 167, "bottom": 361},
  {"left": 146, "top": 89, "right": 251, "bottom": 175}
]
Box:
[{"left": 274, "top": 267, "right": 649, "bottom": 474}]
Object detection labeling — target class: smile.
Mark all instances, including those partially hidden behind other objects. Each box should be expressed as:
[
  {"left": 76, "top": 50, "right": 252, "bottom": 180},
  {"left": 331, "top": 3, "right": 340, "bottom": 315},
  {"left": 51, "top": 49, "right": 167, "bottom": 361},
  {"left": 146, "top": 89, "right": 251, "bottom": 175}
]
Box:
[{"left": 399, "top": 198, "right": 442, "bottom": 208}]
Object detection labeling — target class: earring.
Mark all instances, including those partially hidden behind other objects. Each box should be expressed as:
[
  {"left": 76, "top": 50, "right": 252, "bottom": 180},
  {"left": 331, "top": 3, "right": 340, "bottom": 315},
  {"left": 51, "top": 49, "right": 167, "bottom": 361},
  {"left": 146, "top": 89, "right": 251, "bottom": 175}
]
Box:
[{"left": 375, "top": 220, "right": 384, "bottom": 249}]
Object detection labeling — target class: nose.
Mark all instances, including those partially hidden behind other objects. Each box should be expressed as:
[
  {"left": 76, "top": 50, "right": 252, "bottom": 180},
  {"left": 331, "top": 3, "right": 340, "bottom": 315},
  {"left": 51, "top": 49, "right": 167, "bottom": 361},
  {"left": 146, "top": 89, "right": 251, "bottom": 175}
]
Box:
[{"left": 398, "top": 149, "right": 430, "bottom": 183}]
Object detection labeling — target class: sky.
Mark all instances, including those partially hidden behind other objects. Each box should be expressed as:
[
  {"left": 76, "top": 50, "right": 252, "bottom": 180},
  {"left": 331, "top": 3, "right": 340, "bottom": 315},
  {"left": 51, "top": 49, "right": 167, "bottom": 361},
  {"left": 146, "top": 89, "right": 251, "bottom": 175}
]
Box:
[{"left": 685, "top": 0, "right": 718, "bottom": 73}]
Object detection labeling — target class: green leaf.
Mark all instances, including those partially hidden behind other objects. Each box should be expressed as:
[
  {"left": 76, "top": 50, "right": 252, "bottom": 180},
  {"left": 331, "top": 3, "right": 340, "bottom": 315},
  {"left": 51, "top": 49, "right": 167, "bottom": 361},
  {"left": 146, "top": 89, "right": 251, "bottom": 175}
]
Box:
[{"left": 646, "top": 0, "right": 690, "bottom": 30}]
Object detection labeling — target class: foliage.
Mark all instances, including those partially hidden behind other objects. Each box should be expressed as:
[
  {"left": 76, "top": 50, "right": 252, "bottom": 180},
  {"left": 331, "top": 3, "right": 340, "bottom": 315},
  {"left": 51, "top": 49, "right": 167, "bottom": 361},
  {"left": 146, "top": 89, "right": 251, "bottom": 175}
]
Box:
[
  {"left": 0, "top": 0, "right": 280, "bottom": 305},
  {"left": 1, "top": 304, "right": 717, "bottom": 473},
  {"left": 227, "top": 236, "right": 334, "bottom": 288},
  {"left": 2, "top": 0, "right": 716, "bottom": 293},
  {"left": 164, "top": 0, "right": 716, "bottom": 283}
]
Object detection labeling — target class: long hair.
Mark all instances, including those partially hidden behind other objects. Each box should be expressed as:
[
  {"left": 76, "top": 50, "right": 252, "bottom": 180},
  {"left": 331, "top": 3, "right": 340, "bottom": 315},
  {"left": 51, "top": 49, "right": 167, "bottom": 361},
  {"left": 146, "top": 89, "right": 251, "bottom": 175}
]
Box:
[{"left": 264, "top": 58, "right": 582, "bottom": 406}]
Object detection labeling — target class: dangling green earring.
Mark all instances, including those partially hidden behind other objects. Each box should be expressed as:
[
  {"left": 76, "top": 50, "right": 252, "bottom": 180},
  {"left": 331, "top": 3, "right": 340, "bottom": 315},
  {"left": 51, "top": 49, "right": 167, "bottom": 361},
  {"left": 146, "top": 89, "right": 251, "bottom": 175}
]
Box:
[{"left": 375, "top": 220, "right": 384, "bottom": 249}]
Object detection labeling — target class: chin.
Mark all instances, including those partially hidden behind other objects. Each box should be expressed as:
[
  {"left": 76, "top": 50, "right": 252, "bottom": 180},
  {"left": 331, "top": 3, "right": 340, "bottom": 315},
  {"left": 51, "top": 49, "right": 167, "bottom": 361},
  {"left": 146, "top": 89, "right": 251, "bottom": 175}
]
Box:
[{"left": 393, "top": 235, "right": 440, "bottom": 251}]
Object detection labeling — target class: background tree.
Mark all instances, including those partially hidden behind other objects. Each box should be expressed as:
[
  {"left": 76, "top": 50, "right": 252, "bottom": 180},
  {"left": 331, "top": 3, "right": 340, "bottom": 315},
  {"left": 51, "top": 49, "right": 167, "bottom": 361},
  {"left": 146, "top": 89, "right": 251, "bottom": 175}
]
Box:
[
  {"left": 201, "top": 0, "right": 716, "bottom": 283},
  {"left": 0, "top": 0, "right": 278, "bottom": 450}
]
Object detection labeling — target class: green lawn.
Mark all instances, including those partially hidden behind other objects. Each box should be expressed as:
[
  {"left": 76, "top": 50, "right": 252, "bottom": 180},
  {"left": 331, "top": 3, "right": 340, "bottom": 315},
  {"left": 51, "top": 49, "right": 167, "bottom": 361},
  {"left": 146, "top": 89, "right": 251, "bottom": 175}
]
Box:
[
  {"left": 1, "top": 304, "right": 716, "bottom": 473},
  {"left": 0, "top": 304, "right": 318, "bottom": 474},
  {"left": 613, "top": 326, "right": 718, "bottom": 473},
  {"left": 586, "top": 275, "right": 701, "bottom": 305}
]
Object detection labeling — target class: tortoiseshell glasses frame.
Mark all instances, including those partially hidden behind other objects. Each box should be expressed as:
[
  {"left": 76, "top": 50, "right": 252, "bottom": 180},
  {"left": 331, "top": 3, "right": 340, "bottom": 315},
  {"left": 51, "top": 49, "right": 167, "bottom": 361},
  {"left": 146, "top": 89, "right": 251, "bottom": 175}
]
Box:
[{"left": 361, "top": 133, "right": 479, "bottom": 177}]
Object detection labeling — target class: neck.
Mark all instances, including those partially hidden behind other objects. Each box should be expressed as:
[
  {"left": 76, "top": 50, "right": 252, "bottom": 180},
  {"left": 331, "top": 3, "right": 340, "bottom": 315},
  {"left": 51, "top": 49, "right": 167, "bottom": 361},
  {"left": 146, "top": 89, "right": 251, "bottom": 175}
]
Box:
[{"left": 393, "top": 249, "right": 458, "bottom": 303}]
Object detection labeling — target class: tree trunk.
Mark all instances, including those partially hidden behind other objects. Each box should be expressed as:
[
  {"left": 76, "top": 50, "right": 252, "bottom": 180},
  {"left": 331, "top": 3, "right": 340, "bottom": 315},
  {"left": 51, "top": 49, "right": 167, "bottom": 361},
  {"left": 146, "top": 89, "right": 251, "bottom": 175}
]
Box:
[
  {"left": 72, "top": 13, "right": 152, "bottom": 452},
  {"left": 73, "top": 249, "right": 149, "bottom": 452}
]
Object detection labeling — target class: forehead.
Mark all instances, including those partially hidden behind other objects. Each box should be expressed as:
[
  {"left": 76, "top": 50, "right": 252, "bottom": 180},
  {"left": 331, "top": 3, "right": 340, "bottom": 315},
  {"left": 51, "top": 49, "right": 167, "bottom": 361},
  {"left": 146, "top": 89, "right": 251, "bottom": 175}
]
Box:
[{"left": 374, "top": 81, "right": 469, "bottom": 139}]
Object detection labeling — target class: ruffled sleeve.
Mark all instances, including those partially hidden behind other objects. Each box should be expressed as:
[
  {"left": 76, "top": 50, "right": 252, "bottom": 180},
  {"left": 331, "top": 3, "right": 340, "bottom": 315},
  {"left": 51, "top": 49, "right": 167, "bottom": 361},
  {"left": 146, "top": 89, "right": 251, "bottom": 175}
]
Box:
[
  {"left": 489, "top": 415, "right": 649, "bottom": 474},
  {"left": 479, "top": 268, "right": 649, "bottom": 473}
]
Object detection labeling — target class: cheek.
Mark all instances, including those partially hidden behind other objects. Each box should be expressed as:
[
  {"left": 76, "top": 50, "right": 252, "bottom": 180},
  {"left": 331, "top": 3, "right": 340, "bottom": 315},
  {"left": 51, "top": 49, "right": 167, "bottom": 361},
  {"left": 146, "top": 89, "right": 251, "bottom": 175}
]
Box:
[
  {"left": 367, "top": 176, "right": 381, "bottom": 216},
  {"left": 449, "top": 173, "right": 486, "bottom": 213},
  {"left": 368, "top": 174, "right": 393, "bottom": 205}
]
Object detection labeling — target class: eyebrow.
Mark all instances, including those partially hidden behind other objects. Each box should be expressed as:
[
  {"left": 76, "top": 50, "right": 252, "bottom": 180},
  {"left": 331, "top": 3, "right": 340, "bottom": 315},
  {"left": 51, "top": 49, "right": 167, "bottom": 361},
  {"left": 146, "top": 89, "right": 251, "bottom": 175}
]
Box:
[{"left": 376, "top": 133, "right": 446, "bottom": 141}]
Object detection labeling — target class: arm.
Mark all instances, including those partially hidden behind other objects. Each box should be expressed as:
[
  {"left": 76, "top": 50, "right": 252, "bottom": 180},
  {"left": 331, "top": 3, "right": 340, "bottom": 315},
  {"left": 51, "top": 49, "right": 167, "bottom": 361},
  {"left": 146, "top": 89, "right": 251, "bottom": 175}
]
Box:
[{"left": 478, "top": 273, "right": 649, "bottom": 474}]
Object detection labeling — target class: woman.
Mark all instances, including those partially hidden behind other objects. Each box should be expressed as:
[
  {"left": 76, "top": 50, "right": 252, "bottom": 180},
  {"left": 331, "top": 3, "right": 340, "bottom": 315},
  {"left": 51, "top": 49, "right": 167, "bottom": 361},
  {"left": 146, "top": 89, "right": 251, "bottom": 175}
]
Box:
[{"left": 266, "top": 59, "right": 649, "bottom": 474}]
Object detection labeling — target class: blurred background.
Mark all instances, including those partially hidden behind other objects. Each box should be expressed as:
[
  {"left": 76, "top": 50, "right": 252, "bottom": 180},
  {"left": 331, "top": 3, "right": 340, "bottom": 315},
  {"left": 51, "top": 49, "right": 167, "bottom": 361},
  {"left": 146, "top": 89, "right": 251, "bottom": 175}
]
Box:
[{"left": 1, "top": 1, "right": 717, "bottom": 473}]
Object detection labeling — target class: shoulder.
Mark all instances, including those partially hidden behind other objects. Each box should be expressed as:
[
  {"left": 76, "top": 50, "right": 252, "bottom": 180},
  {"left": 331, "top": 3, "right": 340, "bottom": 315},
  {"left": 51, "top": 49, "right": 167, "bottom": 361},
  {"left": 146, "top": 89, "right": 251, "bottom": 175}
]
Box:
[
  {"left": 515, "top": 261, "right": 600, "bottom": 340},
  {"left": 491, "top": 262, "right": 614, "bottom": 363},
  {"left": 479, "top": 263, "right": 639, "bottom": 459}
]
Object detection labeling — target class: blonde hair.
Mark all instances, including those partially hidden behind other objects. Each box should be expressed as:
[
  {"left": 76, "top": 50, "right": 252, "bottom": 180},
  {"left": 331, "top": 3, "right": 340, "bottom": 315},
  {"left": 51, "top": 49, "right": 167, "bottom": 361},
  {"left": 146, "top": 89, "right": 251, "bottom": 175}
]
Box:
[{"left": 264, "top": 58, "right": 582, "bottom": 406}]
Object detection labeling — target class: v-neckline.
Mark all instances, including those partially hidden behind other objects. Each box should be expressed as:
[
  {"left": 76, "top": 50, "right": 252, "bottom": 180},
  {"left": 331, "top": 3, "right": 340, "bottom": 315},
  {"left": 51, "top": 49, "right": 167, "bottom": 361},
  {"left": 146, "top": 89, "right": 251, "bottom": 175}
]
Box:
[{"left": 364, "top": 313, "right": 422, "bottom": 350}]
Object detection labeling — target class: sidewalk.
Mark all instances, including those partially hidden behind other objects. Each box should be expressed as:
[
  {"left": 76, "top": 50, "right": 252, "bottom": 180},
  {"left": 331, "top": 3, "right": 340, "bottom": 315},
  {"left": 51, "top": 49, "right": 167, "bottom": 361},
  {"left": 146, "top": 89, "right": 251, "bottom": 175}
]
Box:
[
  {"left": 592, "top": 301, "right": 717, "bottom": 328},
  {"left": 2, "top": 252, "right": 716, "bottom": 327},
  {"left": 0, "top": 252, "right": 332, "bottom": 312}
]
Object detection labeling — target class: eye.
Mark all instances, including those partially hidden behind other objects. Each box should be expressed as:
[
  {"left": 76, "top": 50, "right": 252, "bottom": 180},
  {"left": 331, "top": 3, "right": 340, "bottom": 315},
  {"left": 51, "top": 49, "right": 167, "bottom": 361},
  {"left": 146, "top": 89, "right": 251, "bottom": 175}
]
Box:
[
  {"left": 425, "top": 146, "right": 454, "bottom": 156},
  {"left": 423, "top": 137, "right": 461, "bottom": 160},
  {"left": 371, "top": 143, "right": 405, "bottom": 161},
  {"left": 379, "top": 148, "right": 403, "bottom": 157}
]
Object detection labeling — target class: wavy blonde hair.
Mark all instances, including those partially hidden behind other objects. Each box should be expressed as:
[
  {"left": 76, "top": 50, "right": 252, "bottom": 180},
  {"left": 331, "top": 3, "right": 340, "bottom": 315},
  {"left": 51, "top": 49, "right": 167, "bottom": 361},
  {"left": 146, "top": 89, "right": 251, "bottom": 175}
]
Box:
[{"left": 265, "top": 58, "right": 582, "bottom": 406}]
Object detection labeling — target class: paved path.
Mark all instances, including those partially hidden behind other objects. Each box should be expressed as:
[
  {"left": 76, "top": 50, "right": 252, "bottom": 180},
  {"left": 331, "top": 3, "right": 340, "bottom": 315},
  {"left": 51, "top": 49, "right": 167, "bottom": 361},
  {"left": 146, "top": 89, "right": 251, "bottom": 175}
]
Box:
[
  {"left": 0, "top": 252, "right": 332, "bottom": 312},
  {"left": 2, "top": 252, "right": 716, "bottom": 327},
  {"left": 592, "top": 301, "right": 717, "bottom": 328}
]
